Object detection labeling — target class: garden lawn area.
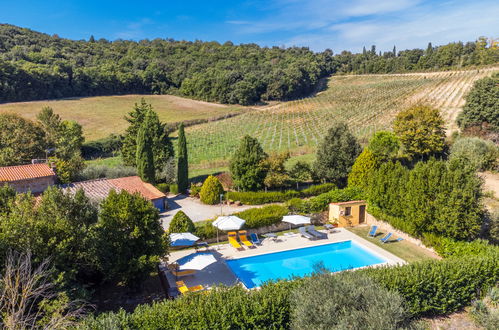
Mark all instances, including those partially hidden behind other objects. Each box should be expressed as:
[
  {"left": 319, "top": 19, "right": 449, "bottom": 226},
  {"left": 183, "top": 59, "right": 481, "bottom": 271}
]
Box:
[{"left": 346, "top": 226, "right": 438, "bottom": 263}]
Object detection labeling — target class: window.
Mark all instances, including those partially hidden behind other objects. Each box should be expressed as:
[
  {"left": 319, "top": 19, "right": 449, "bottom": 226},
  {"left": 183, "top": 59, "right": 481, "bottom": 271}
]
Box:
[{"left": 344, "top": 206, "right": 351, "bottom": 216}]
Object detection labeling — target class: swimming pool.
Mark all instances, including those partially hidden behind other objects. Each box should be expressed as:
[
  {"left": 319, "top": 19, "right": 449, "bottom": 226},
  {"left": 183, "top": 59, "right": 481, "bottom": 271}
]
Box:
[{"left": 226, "top": 240, "right": 387, "bottom": 289}]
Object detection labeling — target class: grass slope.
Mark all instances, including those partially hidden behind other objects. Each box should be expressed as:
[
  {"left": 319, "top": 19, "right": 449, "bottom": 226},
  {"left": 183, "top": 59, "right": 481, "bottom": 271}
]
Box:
[
  {"left": 0, "top": 94, "right": 248, "bottom": 140},
  {"left": 185, "top": 67, "right": 498, "bottom": 166}
]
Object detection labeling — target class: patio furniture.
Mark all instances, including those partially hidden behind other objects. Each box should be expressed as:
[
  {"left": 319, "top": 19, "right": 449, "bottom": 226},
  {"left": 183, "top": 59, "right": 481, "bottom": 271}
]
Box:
[
  {"left": 194, "top": 242, "right": 209, "bottom": 251},
  {"left": 212, "top": 216, "right": 246, "bottom": 244},
  {"left": 168, "top": 264, "right": 197, "bottom": 278},
  {"left": 263, "top": 233, "right": 278, "bottom": 241},
  {"left": 284, "top": 232, "right": 297, "bottom": 237},
  {"left": 282, "top": 215, "right": 311, "bottom": 230},
  {"left": 169, "top": 232, "right": 200, "bottom": 247},
  {"left": 367, "top": 225, "right": 378, "bottom": 237},
  {"left": 299, "top": 226, "right": 316, "bottom": 240},
  {"left": 228, "top": 231, "right": 244, "bottom": 251},
  {"left": 380, "top": 232, "right": 392, "bottom": 243},
  {"left": 306, "top": 225, "right": 327, "bottom": 239},
  {"left": 238, "top": 230, "right": 254, "bottom": 248},
  {"left": 324, "top": 224, "right": 337, "bottom": 233},
  {"left": 396, "top": 237, "right": 404, "bottom": 242},
  {"left": 250, "top": 233, "right": 261, "bottom": 245},
  {"left": 176, "top": 252, "right": 217, "bottom": 270},
  {"left": 176, "top": 280, "right": 204, "bottom": 294}
]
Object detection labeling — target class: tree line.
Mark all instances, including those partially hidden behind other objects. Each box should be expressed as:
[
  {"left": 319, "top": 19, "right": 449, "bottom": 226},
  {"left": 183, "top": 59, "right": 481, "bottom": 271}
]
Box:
[{"left": 0, "top": 24, "right": 497, "bottom": 105}]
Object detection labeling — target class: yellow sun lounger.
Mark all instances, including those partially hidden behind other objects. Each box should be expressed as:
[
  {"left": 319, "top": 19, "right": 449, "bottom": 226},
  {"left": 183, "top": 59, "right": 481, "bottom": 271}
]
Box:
[
  {"left": 176, "top": 280, "right": 204, "bottom": 294},
  {"left": 228, "top": 231, "right": 243, "bottom": 250},
  {"left": 238, "top": 230, "right": 253, "bottom": 247},
  {"left": 168, "top": 264, "right": 197, "bottom": 277}
]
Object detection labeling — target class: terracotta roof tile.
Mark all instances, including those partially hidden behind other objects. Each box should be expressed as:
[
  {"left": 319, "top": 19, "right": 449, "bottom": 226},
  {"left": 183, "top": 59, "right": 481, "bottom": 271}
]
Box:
[
  {"left": 60, "top": 176, "right": 165, "bottom": 202},
  {"left": 330, "top": 200, "right": 366, "bottom": 206},
  {"left": 0, "top": 163, "right": 55, "bottom": 182}
]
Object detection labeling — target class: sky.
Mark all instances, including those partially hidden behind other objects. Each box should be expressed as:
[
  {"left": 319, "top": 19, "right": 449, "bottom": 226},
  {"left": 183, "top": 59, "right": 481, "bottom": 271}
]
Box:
[{"left": 1, "top": 0, "right": 498, "bottom": 53}]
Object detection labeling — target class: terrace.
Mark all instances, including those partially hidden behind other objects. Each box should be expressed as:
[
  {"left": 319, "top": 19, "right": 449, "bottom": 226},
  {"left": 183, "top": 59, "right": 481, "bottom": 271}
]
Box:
[{"left": 164, "top": 227, "right": 407, "bottom": 295}]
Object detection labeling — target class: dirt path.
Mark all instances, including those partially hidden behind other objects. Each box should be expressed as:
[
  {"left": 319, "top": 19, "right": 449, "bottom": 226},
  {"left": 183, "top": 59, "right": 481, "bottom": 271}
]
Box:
[
  {"left": 160, "top": 195, "right": 261, "bottom": 229},
  {"left": 481, "top": 172, "right": 499, "bottom": 198}
]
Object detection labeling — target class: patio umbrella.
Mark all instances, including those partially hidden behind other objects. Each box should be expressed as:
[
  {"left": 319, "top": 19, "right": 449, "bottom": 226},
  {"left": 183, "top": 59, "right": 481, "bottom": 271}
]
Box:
[
  {"left": 169, "top": 232, "right": 200, "bottom": 247},
  {"left": 212, "top": 215, "right": 246, "bottom": 243},
  {"left": 282, "top": 215, "right": 311, "bottom": 230},
  {"left": 176, "top": 252, "right": 217, "bottom": 270}
]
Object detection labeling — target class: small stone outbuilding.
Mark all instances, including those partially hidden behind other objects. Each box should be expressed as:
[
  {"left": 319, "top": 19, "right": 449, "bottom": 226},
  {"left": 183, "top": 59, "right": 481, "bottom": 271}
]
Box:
[
  {"left": 0, "top": 163, "right": 56, "bottom": 194},
  {"left": 329, "top": 200, "right": 367, "bottom": 227}
]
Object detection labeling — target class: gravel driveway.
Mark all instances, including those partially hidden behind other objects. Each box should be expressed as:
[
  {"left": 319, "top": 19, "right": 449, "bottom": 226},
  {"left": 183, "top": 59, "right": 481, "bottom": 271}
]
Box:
[{"left": 160, "top": 194, "right": 259, "bottom": 230}]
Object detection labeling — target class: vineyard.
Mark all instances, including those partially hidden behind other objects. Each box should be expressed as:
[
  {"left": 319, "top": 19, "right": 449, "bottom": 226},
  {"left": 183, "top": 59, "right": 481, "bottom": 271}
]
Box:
[{"left": 186, "top": 67, "right": 499, "bottom": 165}]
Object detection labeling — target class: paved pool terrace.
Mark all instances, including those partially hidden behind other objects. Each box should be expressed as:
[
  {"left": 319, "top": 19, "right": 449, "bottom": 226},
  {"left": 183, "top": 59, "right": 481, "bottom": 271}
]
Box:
[{"left": 164, "top": 228, "right": 406, "bottom": 293}]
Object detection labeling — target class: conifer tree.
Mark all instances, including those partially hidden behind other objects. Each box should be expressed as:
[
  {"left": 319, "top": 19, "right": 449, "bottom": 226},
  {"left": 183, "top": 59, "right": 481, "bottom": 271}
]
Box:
[
  {"left": 177, "top": 123, "right": 189, "bottom": 193},
  {"left": 136, "top": 112, "right": 155, "bottom": 183},
  {"left": 230, "top": 135, "right": 268, "bottom": 191}
]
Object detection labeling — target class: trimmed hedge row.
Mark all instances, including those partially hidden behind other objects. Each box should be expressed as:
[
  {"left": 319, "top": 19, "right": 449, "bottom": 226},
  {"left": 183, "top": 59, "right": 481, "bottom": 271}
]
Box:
[
  {"left": 226, "top": 183, "right": 337, "bottom": 205},
  {"left": 79, "top": 248, "right": 498, "bottom": 328},
  {"left": 235, "top": 205, "right": 289, "bottom": 228},
  {"left": 285, "top": 187, "right": 365, "bottom": 213}
]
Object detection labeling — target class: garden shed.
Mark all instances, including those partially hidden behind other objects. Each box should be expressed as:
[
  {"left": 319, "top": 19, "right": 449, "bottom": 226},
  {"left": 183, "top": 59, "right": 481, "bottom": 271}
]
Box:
[{"left": 329, "top": 200, "right": 366, "bottom": 227}]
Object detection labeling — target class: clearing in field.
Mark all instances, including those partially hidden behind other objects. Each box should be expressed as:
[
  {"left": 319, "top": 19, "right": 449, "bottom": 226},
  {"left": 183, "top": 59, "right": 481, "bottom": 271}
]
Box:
[
  {"left": 186, "top": 67, "right": 498, "bottom": 165},
  {"left": 0, "top": 94, "right": 248, "bottom": 140}
]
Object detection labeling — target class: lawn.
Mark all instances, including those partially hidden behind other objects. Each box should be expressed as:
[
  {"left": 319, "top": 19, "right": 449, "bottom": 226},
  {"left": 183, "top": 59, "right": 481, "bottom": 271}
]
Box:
[
  {"left": 0, "top": 94, "right": 248, "bottom": 141},
  {"left": 346, "top": 226, "right": 438, "bottom": 263}
]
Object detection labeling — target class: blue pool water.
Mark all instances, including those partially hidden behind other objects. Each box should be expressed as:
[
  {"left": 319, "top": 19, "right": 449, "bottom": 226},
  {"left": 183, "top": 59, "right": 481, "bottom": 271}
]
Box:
[{"left": 226, "top": 240, "right": 386, "bottom": 289}]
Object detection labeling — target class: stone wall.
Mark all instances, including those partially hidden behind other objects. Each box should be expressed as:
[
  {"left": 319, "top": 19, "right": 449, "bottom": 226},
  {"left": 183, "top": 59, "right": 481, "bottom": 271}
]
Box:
[
  {"left": 366, "top": 212, "right": 439, "bottom": 255},
  {"left": 8, "top": 176, "right": 56, "bottom": 194}
]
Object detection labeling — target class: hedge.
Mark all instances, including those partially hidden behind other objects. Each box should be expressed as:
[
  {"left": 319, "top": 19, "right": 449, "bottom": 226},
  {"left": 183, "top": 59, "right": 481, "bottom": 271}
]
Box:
[
  {"left": 227, "top": 190, "right": 299, "bottom": 205},
  {"left": 235, "top": 205, "right": 289, "bottom": 228},
  {"left": 79, "top": 248, "right": 498, "bottom": 328},
  {"left": 299, "top": 183, "right": 335, "bottom": 197},
  {"left": 193, "top": 220, "right": 217, "bottom": 239}
]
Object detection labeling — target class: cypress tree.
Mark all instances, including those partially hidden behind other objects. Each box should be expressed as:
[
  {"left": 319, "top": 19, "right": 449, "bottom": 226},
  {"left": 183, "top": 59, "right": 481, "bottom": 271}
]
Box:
[
  {"left": 177, "top": 123, "right": 189, "bottom": 193},
  {"left": 136, "top": 112, "right": 155, "bottom": 184}
]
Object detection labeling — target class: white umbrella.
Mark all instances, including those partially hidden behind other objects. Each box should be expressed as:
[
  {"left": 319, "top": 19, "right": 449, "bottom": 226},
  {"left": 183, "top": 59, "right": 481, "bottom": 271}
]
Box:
[
  {"left": 282, "top": 215, "right": 311, "bottom": 230},
  {"left": 176, "top": 252, "right": 217, "bottom": 270},
  {"left": 170, "top": 232, "right": 200, "bottom": 247},
  {"left": 212, "top": 215, "right": 246, "bottom": 243}
]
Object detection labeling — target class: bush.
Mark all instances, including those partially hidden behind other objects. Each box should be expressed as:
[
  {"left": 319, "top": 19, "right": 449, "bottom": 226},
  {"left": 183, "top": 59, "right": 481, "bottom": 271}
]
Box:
[
  {"left": 193, "top": 220, "right": 218, "bottom": 240},
  {"left": 449, "top": 137, "right": 498, "bottom": 171},
  {"left": 306, "top": 187, "right": 365, "bottom": 212},
  {"left": 77, "top": 164, "right": 137, "bottom": 181},
  {"left": 199, "top": 175, "right": 224, "bottom": 205},
  {"left": 227, "top": 190, "right": 300, "bottom": 205},
  {"left": 169, "top": 184, "right": 179, "bottom": 195},
  {"left": 364, "top": 250, "right": 499, "bottom": 316},
  {"left": 285, "top": 198, "right": 307, "bottom": 214},
  {"left": 422, "top": 233, "right": 498, "bottom": 258},
  {"left": 168, "top": 211, "right": 195, "bottom": 233},
  {"left": 291, "top": 271, "right": 408, "bottom": 329},
  {"left": 235, "top": 205, "right": 288, "bottom": 228},
  {"left": 299, "top": 183, "right": 335, "bottom": 197},
  {"left": 470, "top": 286, "right": 499, "bottom": 330},
  {"left": 81, "top": 134, "right": 122, "bottom": 159},
  {"left": 189, "top": 183, "right": 202, "bottom": 197},
  {"left": 156, "top": 183, "right": 169, "bottom": 193}
]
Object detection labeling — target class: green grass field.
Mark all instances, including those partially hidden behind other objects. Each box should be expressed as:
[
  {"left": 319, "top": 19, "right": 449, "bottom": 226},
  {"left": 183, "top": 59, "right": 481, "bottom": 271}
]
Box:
[
  {"left": 0, "top": 94, "right": 248, "bottom": 140},
  {"left": 346, "top": 226, "right": 438, "bottom": 263}
]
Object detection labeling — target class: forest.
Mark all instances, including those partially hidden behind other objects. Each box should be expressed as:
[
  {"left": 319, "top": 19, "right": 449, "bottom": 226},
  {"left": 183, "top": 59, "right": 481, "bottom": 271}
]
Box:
[{"left": 0, "top": 24, "right": 497, "bottom": 105}]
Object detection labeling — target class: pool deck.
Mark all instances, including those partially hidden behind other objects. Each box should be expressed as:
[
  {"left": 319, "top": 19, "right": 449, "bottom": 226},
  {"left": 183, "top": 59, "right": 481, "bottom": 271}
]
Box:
[{"left": 164, "top": 228, "right": 406, "bottom": 294}]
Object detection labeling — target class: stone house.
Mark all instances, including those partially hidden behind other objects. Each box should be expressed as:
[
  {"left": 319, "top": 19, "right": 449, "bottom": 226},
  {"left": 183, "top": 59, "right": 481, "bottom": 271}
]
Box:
[{"left": 0, "top": 163, "right": 56, "bottom": 194}]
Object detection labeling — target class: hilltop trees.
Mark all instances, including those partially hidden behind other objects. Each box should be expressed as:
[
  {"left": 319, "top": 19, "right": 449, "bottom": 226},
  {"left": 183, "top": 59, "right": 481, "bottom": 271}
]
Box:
[
  {"left": 0, "top": 113, "right": 45, "bottom": 166},
  {"left": 457, "top": 73, "right": 499, "bottom": 133},
  {"left": 314, "top": 123, "right": 361, "bottom": 186},
  {"left": 177, "top": 123, "right": 189, "bottom": 193},
  {"left": 230, "top": 136, "right": 268, "bottom": 191},
  {"left": 121, "top": 99, "right": 174, "bottom": 176},
  {"left": 393, "top": 105, "right": 445, "bottom": 160}
]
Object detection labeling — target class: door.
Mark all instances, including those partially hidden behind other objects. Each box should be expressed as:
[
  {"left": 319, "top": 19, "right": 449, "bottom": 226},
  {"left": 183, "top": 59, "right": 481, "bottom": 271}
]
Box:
[{"left": 359, "top": 205, "right": 366, "bottom": 223}]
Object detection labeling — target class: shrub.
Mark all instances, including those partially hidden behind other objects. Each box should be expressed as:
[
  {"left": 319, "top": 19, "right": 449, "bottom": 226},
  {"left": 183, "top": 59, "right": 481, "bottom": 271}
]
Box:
[
  {"left": 189, "top": 183, "right": 202, "bottom": 197},
  {"left": 156, "top": 183, "right": 169, "bottom": 193},
  {"left": 364, "top": 251, "right": 499, "bottom": 316},
  {"left": 449, "top": 137, "right": 498, "bottom": 171},
  {"left": 470, "top": 286, "right": 499, "bottom": 330},
  {"left": 227, "top": 190, "right": 300, "bottom": 205},
  {"left": 199, "top": 175, "right": 224, "bottom": 205},
  {"left": 307, "top": 187, "right": 365, "bottom": 212},
  {"left": 291, "top": 271, "right": 408, "bottom": 330},
  {"left": 285, "top": 198, "right": 308, "bottom": 214},
  {"left": 168, "top": 211, "right": 195, "bottom": 233},
  {"left": 422, "top": 233, "right": 498, "bottom": 258},
  {"left": 169, "top": 184, "right": 179, "bottom": 195},
  {"left": 77, "top": 164, "right": 137, "bottom": 181},
  {"left": 299, "top": 183, "right": 335, "bottom": 197},
  {"left": 194, "top": 220, "right": 217, "bottom": 239},
  {"left": 235, "top": 205, "right": 288, "bottom": 228},
  {"left": 348, "top": 149, "right": 380, "bottom": 190}
]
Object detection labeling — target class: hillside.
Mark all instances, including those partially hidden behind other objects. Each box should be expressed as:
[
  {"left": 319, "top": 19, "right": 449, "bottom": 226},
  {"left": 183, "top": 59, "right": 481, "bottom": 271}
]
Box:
[
  {"left": 186, "top": 67, "right": 499, "bottom": 165},
  {"left": 0, "top": 94, "right": 248, "bottom": 140}
]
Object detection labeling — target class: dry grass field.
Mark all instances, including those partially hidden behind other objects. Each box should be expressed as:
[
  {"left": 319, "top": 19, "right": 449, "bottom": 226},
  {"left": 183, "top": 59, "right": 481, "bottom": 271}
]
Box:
[{"left": 0, "top": 94, "right": 248, "bottom": 140}]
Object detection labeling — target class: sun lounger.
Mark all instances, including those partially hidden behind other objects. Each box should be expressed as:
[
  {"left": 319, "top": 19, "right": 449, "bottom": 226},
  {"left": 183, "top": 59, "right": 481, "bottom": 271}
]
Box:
[
  {"left": 306, "top": 225, "right": 327, "bottom": 239},
  {"left": 168, "top": 264, "right": 197, "bottom": 278},
  {"left": 368, "top": 225, "right": 378, "bottom": 237},
  {"left": 228, "top": 232, "right": 244, "bottom": 251},
  {"left": 250, "top": 233, "right": 261, "bottom": 245},
  {"left": 299, "top": 226, "right": 316, "bottom": 240},
  {"left": 176, "top": 280, "right": 204, "bottom": 294},
  {"left": 396, "top": 237, "right": 403, "bottom": 242},
  {"left": 238, "top": 230, "right": 254, "bottom": 248},
  {"left": 380, "top": 232, "right": 392, "bottom": 243}
]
